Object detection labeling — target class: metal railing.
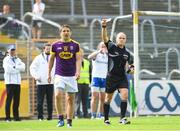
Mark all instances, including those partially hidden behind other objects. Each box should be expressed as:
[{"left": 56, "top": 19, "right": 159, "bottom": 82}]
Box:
[
  {"left": 89, "top": 19, "right": 101, "bottom": 50},
  {"left": 165, "top": 47, "right": 180, "bottom": 76},
  {"left": 167, "top": 69, "right": 180, "bottom": 80},
  {"left": 168, "top": 0, "right": 180, "bottom": 12},
  {"left": 139, "top": 69, "right": 156, "bottom": 76},
  {"left": 140, "top": 19, "right": 158, "bottom": 57},
  {"left": 22, "top": 12, "right": 61, "bottom": 30},
  {"left": 0, "top": 20, "right": 9, "bottom": 29},
  {"left": 110, "top": 14, "right": 132, "bottom": 41}
]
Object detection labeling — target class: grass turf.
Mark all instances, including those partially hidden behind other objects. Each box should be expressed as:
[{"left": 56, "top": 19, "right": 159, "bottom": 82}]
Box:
[{"left": 0, "top": 116, "right": 180, "bottom": 131}]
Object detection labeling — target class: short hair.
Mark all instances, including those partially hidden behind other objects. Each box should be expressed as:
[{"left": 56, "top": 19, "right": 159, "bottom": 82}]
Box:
[{"left": 59, "top": 24, "right": 72, "bottom": 32}]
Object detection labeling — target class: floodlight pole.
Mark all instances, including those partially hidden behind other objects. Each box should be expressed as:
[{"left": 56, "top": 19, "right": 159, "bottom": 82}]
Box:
[{"left": 133, "top": 0, "right": 139, "bottom": 117}]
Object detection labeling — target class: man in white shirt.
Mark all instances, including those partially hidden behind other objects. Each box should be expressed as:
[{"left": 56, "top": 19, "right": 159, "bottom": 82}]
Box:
[
  {"left": 32, "top": 0, "right": 45, "bottom": 39},
  {"left": 88, "top": 42, "right": 108, "bottom": 119},
  {"left": 30, "top": 43, "right": 54, "bottom": 120},
  {"left": 3, "top": 48, "right": 25, "bottom": 121}
]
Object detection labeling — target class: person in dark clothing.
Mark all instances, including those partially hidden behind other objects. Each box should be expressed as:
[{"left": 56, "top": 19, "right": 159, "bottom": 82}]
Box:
[
  {"left": 101, "top": 19, "right": 134, "bottom": 125},
  {"left": 75, "top": 49, "right": 90, "bottom": 118},
  {"left": 3, "top": 48, "right": 25, "bottom": 121},
  {"left": 30, "top": 44, "right": 54, "bottom": 120}
]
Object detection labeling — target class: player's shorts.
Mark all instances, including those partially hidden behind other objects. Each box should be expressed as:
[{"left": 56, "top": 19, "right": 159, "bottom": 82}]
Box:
[
  {"left": 91, "top": 77, "right": 106, "bottom": 92},
  {"left": 32, "top": 20, "right": 42, "bottom": 28},
  {"left": 54, "top": 75, "right": 78, "bottom": 93},
  {"left": 105, "top": 74, "right": 128, "bottom": 93}
]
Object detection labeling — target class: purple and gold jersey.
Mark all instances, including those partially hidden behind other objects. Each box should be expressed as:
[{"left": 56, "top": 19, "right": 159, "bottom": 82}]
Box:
[{"left": 51, "top": 39, "right": 80, "bottom": 76}]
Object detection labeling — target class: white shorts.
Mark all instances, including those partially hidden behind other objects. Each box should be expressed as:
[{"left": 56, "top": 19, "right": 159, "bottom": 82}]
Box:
[
  {"left": 54, "top": 75, "right": 78, "bottom": 93},
  {"left": 91, "top": 86, "right": 106, "bottom": 92}
]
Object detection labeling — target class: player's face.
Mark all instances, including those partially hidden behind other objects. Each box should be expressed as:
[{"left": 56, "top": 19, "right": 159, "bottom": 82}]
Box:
[
  {"left": 44, "top": 46, "right": 51, "bottom": 55},
  {"left": 99, "top": 42, "right": 107, "bottom": 53},
  {"left": 36, "top": 0, "right": 41, "bottom": 3},
  {"left": 60, "top": 27, "right": 72, "bottom": 41},
  {"left": 116, "top": 32, "right": 126, "bottom": 47},
  {"left": 9, "top": 50, "right": 16, "bottom": 57}
]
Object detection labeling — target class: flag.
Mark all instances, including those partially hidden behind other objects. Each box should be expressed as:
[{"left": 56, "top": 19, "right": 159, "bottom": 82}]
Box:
[{"left": 129, "top": 79, "right": 137, "bottom": 112}]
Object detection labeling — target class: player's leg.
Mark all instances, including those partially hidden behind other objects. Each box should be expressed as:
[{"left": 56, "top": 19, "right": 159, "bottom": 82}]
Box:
[
  {"left": 90, "top": 91, "right": 99, "bottom": 119},
  {"left": 97, "top": 78, "right": 106, "bottom": 119},
  {"left": 90, "top": 77, "right": 101, "bottom": 118},
  {"left": 74, "top": 85, "right": 81, "bottom": 118},
  {"left": 65, "top": 76, "right": 78, "bottom": 127},
  {"left": 54, "top": 75, "right": 66, "bottom": 127},
  {"left": 104, "top": 76, "right": 116, "bottom": 125},
  {"left": 118, "top": 88, "right": 130, "bottom": 124},
  {"left": 104, "top": 92, "right": 113, "bottom": 125},
  {"left": 66, "top": 92, "right": 75, "bottom": 127},
  {"left": 55, "top": 89, "right": 65, "bottom": 126},
  {"left": 98, "top": 91, "right": 105, "bottom": 119}
]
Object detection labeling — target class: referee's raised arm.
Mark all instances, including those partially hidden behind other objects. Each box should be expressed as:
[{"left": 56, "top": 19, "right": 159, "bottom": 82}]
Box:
[{"left": 101, "top": 19, "right": 109, "bottom": 44}]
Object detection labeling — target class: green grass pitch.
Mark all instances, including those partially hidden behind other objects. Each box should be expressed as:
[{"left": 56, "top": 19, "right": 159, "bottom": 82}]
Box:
[{"left": 0, "top": 116, "right": 180, "bottom": 131}]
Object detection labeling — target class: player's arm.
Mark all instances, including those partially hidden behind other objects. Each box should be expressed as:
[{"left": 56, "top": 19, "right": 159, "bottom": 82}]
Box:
[
  {"left": 88, "top": 50, "right": 101, "bottom": 60},
  {"left": 48, "top": 53, "right": 55, "bottom": 83},
  {"left": 101, "top": 19, "right": 109, "bottom": 44}
]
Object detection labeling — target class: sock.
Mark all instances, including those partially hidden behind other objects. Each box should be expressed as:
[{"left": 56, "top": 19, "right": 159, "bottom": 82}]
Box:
[
  {"left": 67, "top": 119, "right": 72, "bottom": 124},
  {"left": 58, "top": 115, "right": 64, "bottom": 121},
  {"left": 104, "top": 102, "right": 110, "bottom": 121},
  {"left": 91, "top": 112, "right": 96, "bottom": 118},
  {"left": 120, "top": 100, "right": 127, "bottom": 119},
  {"left": 98, "top": 112, "right": 104, "bottom": 118}
]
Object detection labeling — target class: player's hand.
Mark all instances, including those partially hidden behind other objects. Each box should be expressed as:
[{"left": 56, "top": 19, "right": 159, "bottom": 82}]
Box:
[
  {"left": 48, "top": 75, "right": 51, "bottom": 83},
  {"left": 75, "top": 72, "right": 80, "bottom": 80},
  {"left": 127, "top": 64, "right": 134, "bottom": 74},
  {"left": 98, "top": 48, "right": 103, "bottom": 53}
]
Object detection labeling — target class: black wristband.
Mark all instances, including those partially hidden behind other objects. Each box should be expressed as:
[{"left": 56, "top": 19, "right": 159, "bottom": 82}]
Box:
[{"left": 102, "top": 25, "right": 106, "bottom": 28}]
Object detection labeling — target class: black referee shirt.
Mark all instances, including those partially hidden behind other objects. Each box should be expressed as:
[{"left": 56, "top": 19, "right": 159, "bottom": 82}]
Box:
[{"left": 105, "top": 40, "right": 130, "bottom": 78}]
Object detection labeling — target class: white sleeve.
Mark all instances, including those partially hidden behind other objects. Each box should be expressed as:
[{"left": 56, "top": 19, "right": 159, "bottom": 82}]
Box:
[
  {"left": 42, "top": 3, "right": 45, "bottom": 11},
  {"left": 32, "top": 4, "right": 35, "bottom": 13},
  {"left": 3, "top": 57, "right": 19, "bottom": 74},
  {"left": 30, "top": 57, "right": 40, "bottom": 80},
  {"left": 15, "top": 58, "right": 26, "bottom": 72}
]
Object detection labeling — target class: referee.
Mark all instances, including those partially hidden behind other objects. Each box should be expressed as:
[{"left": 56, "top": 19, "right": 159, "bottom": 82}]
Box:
[{"left": 101, "top": 19, "right": 134, "bottom": 125}]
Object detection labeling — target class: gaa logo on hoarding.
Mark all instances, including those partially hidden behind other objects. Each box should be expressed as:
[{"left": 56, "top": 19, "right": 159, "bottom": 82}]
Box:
[{"left": 145, "top": 83, "right": 180, "bottom": 112}]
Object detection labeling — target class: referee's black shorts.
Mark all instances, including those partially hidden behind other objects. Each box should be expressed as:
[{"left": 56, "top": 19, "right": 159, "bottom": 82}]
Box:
[{"left": 105, "top": 74, "right": 128, "bottom": 93}]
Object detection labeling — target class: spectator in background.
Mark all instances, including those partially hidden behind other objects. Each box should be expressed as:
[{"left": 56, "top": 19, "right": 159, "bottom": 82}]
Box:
[
  {"left": 32, "top": 0, "right": 45, "bottom": 39},
  {"left": 0, "top": 4, "right": 15, "bottom": 23},
  {"left": 30, "top": 43, "right": 54, "bottom": 121},
  {"left": 75, "top": 49, "right": 90, "bottom": 118},
  {"left": 0, "top": 4, "right": 19, "bottom": 37},
  {"left": 3, "top": 48, "right": 25, "bottom": 122},
  {"left": 48, "top": 24, "right": 81, "bottom": 127},
  {"left": 88, "top": 42, "right": 108, "bottom": 119}
]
